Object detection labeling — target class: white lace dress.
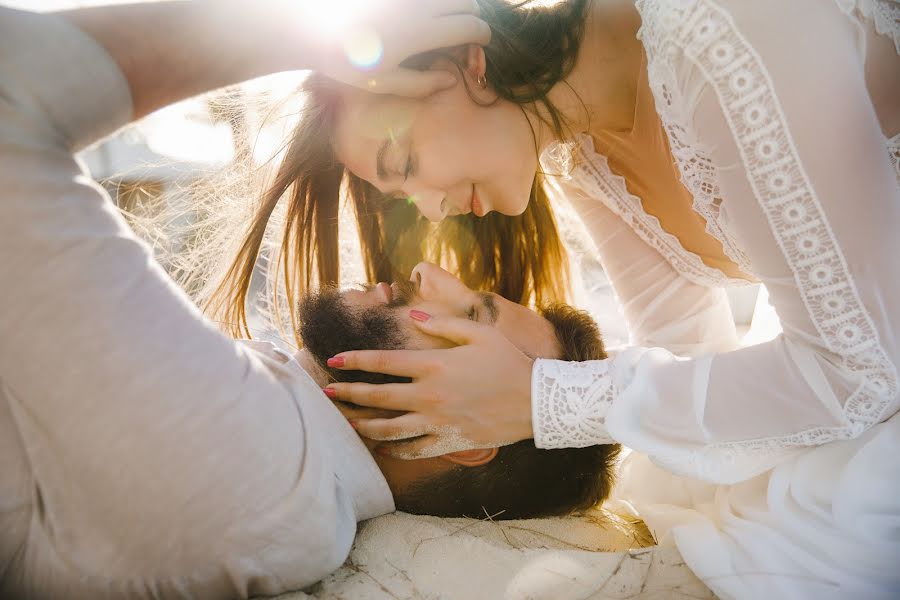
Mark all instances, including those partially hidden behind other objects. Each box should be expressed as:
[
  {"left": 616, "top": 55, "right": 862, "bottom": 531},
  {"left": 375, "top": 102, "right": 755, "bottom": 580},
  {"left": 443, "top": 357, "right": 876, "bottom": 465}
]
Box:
[{"left": 534, "top": 0, "right": 900, "bottom": 597}]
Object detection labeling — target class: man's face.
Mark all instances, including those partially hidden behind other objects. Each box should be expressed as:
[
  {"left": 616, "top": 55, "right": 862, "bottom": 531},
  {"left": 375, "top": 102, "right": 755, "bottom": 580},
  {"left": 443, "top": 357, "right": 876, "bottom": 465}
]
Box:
[
  {"left": 322, "top": 261, "right": 560, "bottom": 358},
  {"left": 295, "top": 261, "right": 562, "bottom": 497}
]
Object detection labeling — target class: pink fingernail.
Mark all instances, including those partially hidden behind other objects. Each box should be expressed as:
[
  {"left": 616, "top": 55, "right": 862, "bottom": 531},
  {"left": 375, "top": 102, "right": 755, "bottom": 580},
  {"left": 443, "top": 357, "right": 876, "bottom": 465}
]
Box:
[
  {"left": 348, "top": 420, "right": 359, "bottom": 430},
  {"left": 327, "top": 356, "right": 345, "bottom": 368},
  {"left": 322, "top": 387, "right": 337, "bottom": 399},
  {"left": 409, "top": 310, "right": 432, "bottom": 322}
]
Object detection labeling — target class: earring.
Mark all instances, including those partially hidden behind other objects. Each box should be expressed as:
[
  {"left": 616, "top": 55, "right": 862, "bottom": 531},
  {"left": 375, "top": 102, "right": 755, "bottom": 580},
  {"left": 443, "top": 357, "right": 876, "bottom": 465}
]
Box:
[{"left": 476, "top": 74, "right": 487, "bottom": 89}]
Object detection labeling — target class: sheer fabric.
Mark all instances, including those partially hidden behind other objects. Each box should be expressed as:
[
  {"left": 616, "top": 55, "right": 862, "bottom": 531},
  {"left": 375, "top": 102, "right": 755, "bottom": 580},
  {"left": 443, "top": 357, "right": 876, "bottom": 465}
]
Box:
[
  {"left": 612, "top": 415, "right": 900, "bottom": 599},
  {"left": 533, "top": 0, "right": 900, "bottom": 483},
  {"left": 533, "top": 3, "right": 900, "bottom": 596}
]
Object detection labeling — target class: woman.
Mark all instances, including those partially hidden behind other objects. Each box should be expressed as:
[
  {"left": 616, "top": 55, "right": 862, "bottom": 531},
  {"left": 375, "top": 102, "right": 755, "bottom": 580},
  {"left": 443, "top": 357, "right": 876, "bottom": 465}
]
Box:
[{"left": 213, "top": 0, "right": 900, "bottom": 597}]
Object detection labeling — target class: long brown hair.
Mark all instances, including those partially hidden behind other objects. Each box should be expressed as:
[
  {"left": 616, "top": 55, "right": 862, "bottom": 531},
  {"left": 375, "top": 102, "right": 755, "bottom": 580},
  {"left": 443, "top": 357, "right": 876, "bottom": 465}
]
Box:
[{"left": 207, "top": 0, "right": 591, "bottom": 344}]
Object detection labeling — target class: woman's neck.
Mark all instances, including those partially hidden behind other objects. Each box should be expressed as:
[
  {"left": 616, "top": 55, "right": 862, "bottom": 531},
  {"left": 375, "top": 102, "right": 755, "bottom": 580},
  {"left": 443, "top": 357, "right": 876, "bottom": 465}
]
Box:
[{"left": 532, "top": 0, "right": 644, "bottom": 153}]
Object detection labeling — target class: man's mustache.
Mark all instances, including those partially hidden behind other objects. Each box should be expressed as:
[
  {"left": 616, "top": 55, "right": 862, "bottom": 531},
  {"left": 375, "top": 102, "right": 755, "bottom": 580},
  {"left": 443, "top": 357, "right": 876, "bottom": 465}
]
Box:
[{"left": 358, "top": 277, "right": 419, "bottom": 308}]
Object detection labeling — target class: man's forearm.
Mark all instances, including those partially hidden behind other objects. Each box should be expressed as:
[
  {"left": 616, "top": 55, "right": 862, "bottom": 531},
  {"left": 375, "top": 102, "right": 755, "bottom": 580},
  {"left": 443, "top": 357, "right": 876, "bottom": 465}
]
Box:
[{"left": 58, "top": 1, "right": 306, "bottom": 120}]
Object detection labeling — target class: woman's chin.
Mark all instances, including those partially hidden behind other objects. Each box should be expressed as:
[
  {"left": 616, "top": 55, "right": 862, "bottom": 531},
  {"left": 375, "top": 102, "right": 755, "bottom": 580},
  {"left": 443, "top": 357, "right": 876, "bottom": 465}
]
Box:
[
  {"left": 487, "top": 197, "right": 530, "bottom": 217},
  {"left": 500, "top": 204, "right": 529, "bottom": 217}
]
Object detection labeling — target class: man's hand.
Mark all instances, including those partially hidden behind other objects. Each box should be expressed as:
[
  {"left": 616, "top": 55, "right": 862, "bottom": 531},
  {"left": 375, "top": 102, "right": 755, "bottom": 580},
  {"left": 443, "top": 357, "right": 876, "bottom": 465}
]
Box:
[{"left": 282, "top": 0, "right": 491, "bottom": 97}]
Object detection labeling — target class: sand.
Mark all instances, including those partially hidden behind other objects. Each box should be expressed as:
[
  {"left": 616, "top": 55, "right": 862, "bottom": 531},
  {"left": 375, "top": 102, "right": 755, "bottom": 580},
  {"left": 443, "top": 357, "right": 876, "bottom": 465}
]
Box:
[{"left": 271, "top": 506, "right": 714, "bottom": 600}]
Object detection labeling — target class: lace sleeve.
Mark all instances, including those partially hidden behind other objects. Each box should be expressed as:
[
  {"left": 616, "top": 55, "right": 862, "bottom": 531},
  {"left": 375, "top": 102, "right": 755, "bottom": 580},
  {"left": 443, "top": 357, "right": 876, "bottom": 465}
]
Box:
[
  {"left": 532, "top": 359, "right": 618, "bottom": 448},
  {"left": 534, "top": 0, "right": 900, "bottom": 482}
]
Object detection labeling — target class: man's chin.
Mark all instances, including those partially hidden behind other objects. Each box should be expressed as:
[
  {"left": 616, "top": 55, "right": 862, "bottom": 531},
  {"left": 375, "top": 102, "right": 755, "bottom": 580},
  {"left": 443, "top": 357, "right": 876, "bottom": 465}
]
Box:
[{"left": 296, "top": 287, "right": 408, "bottom": 385}]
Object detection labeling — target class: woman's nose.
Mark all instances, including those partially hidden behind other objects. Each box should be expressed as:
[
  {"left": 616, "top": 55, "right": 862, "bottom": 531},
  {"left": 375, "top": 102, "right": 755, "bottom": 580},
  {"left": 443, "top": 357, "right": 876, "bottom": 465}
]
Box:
[{"left": 411, "top": 262, "right": 468, "bottom": 298}]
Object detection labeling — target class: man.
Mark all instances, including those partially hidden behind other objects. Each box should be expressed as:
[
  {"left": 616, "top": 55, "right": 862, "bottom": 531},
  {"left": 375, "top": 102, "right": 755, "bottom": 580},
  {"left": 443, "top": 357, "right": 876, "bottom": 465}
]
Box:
[
  {"left": 290, "top": 261, "right": 620, "bottom": 520},
  {"left": 0, "top": 3, "right": 497, "bottom": 599}
]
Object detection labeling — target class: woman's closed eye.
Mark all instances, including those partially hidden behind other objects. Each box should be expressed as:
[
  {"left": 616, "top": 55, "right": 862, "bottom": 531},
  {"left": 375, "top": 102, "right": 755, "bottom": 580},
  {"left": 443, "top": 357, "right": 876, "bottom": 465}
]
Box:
[
  {"left": 386, "top": 154, "right": 416, "bottom": 201},
  {"left": 403, "top": 153, "right": 415, "bottom": 181}
]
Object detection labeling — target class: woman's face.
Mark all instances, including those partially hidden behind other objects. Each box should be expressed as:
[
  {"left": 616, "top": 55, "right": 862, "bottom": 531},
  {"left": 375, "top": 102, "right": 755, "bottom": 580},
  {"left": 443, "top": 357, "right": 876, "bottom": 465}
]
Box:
[{"left": 332, "top": 60, "right": 538, "bottom": 221}]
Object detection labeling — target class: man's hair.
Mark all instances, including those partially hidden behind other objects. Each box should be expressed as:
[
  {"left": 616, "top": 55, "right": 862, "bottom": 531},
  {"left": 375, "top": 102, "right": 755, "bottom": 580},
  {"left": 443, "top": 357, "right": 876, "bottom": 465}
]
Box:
[
  {"left": 298, "top": 292, "right": 620, "bottom": 520},
  {"left": 400, "top": 304, "right": 619, "bottom": 520}
]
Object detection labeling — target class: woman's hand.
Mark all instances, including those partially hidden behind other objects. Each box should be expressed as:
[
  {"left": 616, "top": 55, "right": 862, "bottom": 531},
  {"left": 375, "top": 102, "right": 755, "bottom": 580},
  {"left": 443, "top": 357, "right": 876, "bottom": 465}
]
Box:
[
  {"left": 282, "top": 0, "right": 491, "bottom": 97},
  {"left": 326, "top": 312, "right": 535, "bottom": 459}
]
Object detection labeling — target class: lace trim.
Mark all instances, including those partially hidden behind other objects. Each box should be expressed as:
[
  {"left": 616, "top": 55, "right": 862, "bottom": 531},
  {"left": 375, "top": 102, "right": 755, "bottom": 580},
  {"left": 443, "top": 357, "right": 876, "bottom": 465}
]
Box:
[
  {"left": 541, "top": 135, "right": 749, "bottom": 288},
  {"left": 869, "top": 0, "right": 900, "bottom": 53},
  {"left": 639, "top": 49, "right": 757, "bottom": 279},
  {"left": 532, "top": 358, "right": 617, "bottom": 449},
  {"left": 836, "top": 0, "right": 900, "bottom": 54},
  {"left": 637, "top": 0, "right": 898, "bottom": 461}
]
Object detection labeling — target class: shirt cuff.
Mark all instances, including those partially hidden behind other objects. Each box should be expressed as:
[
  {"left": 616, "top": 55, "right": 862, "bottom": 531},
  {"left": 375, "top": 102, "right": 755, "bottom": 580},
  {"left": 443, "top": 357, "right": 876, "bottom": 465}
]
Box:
[{"left": 0, "top": 7, "right": 133, "bottom": 151}]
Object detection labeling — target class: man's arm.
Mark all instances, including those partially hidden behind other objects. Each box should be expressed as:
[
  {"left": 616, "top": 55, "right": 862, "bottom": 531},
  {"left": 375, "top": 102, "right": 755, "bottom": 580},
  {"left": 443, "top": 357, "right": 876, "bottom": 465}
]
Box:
[
  {"left": 58, "top": 0, "right": 491, "bottom": 121},
  {"left": 0, "top": 7, "right": 390, "bottom": 598},
  {"left": 58, "top": 1, "right": 302, "bottom": 120}
]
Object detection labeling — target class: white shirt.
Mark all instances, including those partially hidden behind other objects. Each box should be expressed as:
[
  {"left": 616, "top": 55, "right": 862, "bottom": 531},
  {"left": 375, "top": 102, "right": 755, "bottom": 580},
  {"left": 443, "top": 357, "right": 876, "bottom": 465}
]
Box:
[{"left": 0, "top": 8, "right": 393, "bottom": 599}]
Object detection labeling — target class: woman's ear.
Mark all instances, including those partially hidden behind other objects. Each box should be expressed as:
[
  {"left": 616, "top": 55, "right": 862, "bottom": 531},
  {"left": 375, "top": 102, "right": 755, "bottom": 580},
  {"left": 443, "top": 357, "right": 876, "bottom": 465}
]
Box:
[
  {"left": 439, "top": 446, "right": 498, "bottom": 467},
  {"left": 465, "top": 43, "right": 487, "bottom": 83},
  {"left": 433, "top": 44, "right": 487, "bottom": 89}
]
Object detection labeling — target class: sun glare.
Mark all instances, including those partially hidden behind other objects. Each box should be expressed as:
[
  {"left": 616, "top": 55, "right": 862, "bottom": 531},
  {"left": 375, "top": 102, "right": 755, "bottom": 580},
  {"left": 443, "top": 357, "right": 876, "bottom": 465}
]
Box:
[
  {"left": 290, "top": 0, "right": 385, "bottom": 70},
  {"left": 342, "top": 27, "right": 384, "bottom": 70},
  {"left": 298, "top": 0, "right": 372, "bottom": 35}
]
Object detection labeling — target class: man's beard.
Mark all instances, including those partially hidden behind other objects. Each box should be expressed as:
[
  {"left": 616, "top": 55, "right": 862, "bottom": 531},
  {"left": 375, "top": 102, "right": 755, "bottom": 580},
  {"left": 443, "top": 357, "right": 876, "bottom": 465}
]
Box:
[{"left": 297, "top": 286, "right": 411, "bottom": 385}]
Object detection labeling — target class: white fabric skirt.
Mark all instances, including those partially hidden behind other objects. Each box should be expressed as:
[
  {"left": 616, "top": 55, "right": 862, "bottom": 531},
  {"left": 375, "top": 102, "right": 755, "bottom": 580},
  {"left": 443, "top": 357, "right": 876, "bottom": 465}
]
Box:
[{"left": 615, "top": 412, "right": 900, "bottom": 599}]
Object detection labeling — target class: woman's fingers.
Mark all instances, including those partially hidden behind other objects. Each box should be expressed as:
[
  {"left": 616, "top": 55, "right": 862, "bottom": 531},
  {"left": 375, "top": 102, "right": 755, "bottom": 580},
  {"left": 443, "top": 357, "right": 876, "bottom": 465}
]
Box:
[
  {"left": 330, "top": 348, "right": 435, "bottom": 378},
  {"left": 410, "top": 312, "right": 490, "bottom": 346},
  {"left": 326, "top": 381, "right": 419, "bottom": 411}
]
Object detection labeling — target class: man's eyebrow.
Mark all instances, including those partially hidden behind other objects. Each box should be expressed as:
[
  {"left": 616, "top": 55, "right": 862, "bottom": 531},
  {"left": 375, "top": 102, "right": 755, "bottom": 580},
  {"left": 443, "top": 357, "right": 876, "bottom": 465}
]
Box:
[
  {"left": 480, "top": 292, "right": 499, "bottom": 324},
  {"left": 376, "top": 138, "right": 391, "bottom": 180}
]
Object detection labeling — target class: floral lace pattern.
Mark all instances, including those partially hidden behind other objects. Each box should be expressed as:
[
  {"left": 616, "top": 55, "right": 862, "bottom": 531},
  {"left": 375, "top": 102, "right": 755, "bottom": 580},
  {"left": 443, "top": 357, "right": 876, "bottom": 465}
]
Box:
[
  {"left": 836, "top": 0, "right": 900, "bottom": 53},
  {"left": 680, "top": 0, "right": 894, "bottom": 410},
  {"left": 541, "top": 135, "right": 749, "bottom": 288},
  {"left": 640, "top": 48, "right": 757, "bottom": 279},
  {"left": 532, "top": 359, "right": 617, "bottom": 449},
  {"left": 532, "top": 0, "right": 899, "bottom": 469},
  {"left": 870, "top": 0, "right": 900, "bottom": 52}
]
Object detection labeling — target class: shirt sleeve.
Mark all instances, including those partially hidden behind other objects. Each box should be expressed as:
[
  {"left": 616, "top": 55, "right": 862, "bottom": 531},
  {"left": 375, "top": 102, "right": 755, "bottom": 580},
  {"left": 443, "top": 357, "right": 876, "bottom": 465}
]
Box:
[
  {"left": 0, "top": 8, "right": 392, "bottom": 598},
  {"left": 533, "top": 0, "right": 900, "bottom": 484}
]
